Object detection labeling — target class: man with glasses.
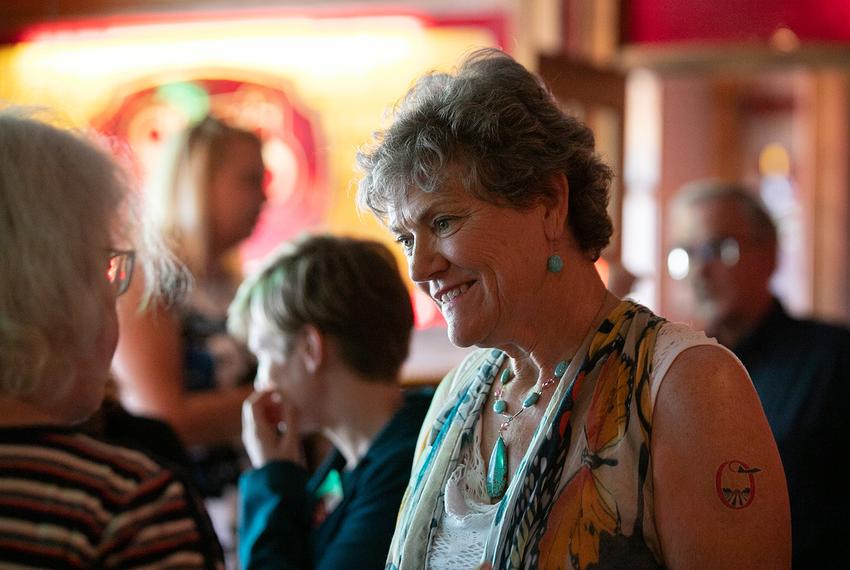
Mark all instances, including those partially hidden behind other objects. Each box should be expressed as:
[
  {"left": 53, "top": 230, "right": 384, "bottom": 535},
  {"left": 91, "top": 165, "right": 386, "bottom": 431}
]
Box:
[{"left": 668, "top": 179, "right": 850, "bottom": 569}]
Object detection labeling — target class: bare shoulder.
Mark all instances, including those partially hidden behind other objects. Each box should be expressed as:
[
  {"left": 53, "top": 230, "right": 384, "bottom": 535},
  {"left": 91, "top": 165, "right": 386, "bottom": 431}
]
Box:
[
  {"left": 651, "top": 343, "right": 791, "bottom": 569},
  {"left": 652, "top": 343, "right": 769, "bottom": 480},
  {"left": 662, "top": 342, "right": 745, "bottom": 388}
]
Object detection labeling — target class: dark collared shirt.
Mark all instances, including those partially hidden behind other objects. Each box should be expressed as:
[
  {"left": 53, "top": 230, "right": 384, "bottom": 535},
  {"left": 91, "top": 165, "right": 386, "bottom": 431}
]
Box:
[{"left": 733, "top": 300, "right": 850, "bottom": 570}]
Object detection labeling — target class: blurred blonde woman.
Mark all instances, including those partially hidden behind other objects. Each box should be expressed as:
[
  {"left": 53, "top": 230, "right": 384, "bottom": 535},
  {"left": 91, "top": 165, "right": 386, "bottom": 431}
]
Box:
[
  {"left": 0, "top": 108, "right": 223, "bottom": 568},
  {"left": 113, "top": 115, "right": 266, "bottom": 497}
]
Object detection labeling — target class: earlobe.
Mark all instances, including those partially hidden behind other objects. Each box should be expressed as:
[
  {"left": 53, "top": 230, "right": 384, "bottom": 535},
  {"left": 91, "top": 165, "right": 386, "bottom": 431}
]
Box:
[{"left": 543, "top": 173, "right": 569, "bottom": 241}]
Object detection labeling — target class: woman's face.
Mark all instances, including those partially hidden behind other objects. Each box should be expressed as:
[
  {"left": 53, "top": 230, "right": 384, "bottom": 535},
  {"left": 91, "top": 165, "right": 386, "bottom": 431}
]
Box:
[
  {"left": 209, "top": 136, "right": 266, "bottom": 255},
  {"left": 58, "top": 252, "right": 121, "bottom": 423},
  {"left": 248, "top": 322, "right": 321, "bottom": 433},
  {"left": 389, "top": 179, "right": 551, "bottom": 349}
]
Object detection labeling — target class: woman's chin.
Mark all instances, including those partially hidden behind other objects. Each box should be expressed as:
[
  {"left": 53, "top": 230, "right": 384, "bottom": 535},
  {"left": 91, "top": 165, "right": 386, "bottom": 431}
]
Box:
[{"left": 445, "top": 324, "right": 482, "bottom": 349}]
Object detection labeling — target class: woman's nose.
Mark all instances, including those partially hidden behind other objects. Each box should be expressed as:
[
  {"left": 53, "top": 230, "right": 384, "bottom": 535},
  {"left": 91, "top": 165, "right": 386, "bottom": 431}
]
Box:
[{"left": 408, "top": 238, "right": 448, "bottom": 284}]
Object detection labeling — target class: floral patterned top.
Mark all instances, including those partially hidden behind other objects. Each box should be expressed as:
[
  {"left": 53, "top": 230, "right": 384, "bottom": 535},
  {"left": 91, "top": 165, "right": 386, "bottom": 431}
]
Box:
[{"left": 386, "top": 301, "right": 714, "bottom": 569}]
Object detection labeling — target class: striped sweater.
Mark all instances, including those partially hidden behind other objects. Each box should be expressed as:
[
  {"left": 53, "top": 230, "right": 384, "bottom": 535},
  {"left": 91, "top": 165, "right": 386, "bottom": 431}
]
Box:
[{"left": 0, "top": 425, "right": 223, "bottom": 569}]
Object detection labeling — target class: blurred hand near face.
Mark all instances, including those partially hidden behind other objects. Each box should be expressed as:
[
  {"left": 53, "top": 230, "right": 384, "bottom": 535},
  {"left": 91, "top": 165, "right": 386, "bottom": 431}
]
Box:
[{"left": 242, "top": 390, "right": 305, "bottom": 468}]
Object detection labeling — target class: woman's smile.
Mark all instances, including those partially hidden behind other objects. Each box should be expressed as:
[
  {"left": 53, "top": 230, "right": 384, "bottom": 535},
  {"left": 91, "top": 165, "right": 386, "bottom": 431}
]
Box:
[{"left": 432, "top": 281, "right": 474, "bottom": 306}]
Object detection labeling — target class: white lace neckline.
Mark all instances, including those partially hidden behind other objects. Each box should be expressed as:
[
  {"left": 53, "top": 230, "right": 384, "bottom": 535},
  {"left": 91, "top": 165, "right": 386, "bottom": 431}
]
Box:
[{"left": 426, "top": 420, "right": 496, "bottom": 568}]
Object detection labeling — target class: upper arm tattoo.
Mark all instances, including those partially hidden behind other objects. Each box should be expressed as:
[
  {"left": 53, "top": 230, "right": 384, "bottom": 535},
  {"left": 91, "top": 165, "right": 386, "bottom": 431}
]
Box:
[{"left": 715, "top": 460, "right": 761, "bottom": 509}]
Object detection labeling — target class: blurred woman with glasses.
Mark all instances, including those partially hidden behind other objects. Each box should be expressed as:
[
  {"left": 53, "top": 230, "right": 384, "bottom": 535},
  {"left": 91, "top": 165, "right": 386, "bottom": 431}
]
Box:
[{"left": 0, "top": 108, "right": 223, "bottom": 568}]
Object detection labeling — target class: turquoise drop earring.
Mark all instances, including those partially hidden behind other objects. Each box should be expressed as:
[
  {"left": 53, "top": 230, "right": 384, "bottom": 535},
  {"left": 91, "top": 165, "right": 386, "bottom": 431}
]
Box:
[{"left": 547, "top": 254, "right": 564, "bottom": 273}]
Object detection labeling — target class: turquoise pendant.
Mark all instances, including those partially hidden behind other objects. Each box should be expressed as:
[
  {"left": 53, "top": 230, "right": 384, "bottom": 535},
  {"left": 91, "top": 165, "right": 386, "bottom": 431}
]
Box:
[
  {"left": 493, "top": 399, "right": 507, "bottom": 414},
  {"left": 522, "top": 389, "right": 540, "bottom": 407},
  {"left": 487, "top": 435, "right": 508, "bottom": 499}
]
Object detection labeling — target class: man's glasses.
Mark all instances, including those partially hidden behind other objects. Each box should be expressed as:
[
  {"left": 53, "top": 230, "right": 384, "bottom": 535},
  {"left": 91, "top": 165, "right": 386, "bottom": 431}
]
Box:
[
  {"left": 667, "top": 237, "right": 740, "bottom": 280},
  {"left": 107, "top": 249, "right": 135, "bottom": 296}
]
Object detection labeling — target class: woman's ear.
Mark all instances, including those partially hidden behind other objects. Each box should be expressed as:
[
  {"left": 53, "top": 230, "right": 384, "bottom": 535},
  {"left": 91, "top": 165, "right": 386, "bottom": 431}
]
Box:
[
  {"left": 543, "top": 172, "right": 569, "bottom": 241},
  {"left": 300, "top": 324, "right": 324, "bottom": 374}
]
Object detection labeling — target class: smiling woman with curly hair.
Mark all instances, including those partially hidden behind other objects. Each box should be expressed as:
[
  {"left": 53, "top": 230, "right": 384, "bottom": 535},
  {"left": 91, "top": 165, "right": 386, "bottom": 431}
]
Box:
[{"left": 358, "top": 49, "right": 791, "bottom": 570}]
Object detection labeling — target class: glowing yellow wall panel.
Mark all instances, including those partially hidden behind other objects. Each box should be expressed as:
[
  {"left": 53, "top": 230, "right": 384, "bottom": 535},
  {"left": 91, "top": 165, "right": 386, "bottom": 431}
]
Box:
[{"left": 0, "top": 13, "right": 499, "bottom": 247}]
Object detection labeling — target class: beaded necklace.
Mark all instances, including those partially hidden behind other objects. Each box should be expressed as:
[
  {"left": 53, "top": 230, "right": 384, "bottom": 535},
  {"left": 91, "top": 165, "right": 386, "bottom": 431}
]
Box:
[
  {"left": 485, "top": 293, "right": 611, "bottom": 500},
  {"left": 486, "top": 360, "right": 568, "bottom": 499}
]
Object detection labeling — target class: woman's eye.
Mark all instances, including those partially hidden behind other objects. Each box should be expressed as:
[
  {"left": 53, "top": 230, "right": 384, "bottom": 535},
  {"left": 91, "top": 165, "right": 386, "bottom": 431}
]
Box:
[
  {"left": 434, "top": 217, "right": 452, "bottom": 233},
  {"left": 396, "top": 235, "right": 414, "bottom": 251}
]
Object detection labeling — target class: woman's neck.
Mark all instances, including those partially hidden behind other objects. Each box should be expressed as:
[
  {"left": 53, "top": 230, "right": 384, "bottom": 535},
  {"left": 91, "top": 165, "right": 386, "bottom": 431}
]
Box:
[
  {"left": 0, "top": 396, "right": 65, "bottom": 427},
  {"left": 322, "top": 376, "right": 404, "bottom": 470},
  {"left": 501, "top": 260, "right": 616, "bottom": 382}
]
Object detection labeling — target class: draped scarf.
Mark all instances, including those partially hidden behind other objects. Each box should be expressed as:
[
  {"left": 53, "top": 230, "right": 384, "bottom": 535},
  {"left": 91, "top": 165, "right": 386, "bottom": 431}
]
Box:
[{"left": 387, "top": 300, "right": 666, "bottom": 570}]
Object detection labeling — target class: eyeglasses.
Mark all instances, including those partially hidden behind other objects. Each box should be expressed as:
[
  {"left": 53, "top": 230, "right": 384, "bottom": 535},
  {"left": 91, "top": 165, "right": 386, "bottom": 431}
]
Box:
[
  {"left": 107, "top": 249, "right": 136, "bottom": 296},
  {"left": 667, "top": 237, "right": 740, "bottom": 280}
]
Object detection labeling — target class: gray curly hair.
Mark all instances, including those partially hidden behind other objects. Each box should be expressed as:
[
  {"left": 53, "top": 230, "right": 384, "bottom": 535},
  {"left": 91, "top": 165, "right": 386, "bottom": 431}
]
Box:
[{"left": 357, "top": 48, "right": 614, "bottom": 259}]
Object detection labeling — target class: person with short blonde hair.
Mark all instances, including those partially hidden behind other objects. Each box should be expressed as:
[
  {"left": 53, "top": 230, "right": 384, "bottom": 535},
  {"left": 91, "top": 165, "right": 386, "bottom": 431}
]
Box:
[
  {"left": 229, "top": 234, "right": 430, "bottom": 570},
  {"left": 228, "top": 234, "right": 415, "bottom": 381}
]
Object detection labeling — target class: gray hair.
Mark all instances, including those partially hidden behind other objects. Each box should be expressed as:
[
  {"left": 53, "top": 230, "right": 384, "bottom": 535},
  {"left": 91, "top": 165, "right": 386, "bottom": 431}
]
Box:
[
  {"left": 672, "top": 179, "right": 778, "bottom": 246},
  {"left": 228, "top": 234, "right": 414, "bottom": 382},
  {"left": 357, "top": 48, "right": 614, "bottom": 259},
  {"left": 0, "top": 107, "right": 180, "bottom": 397}
]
